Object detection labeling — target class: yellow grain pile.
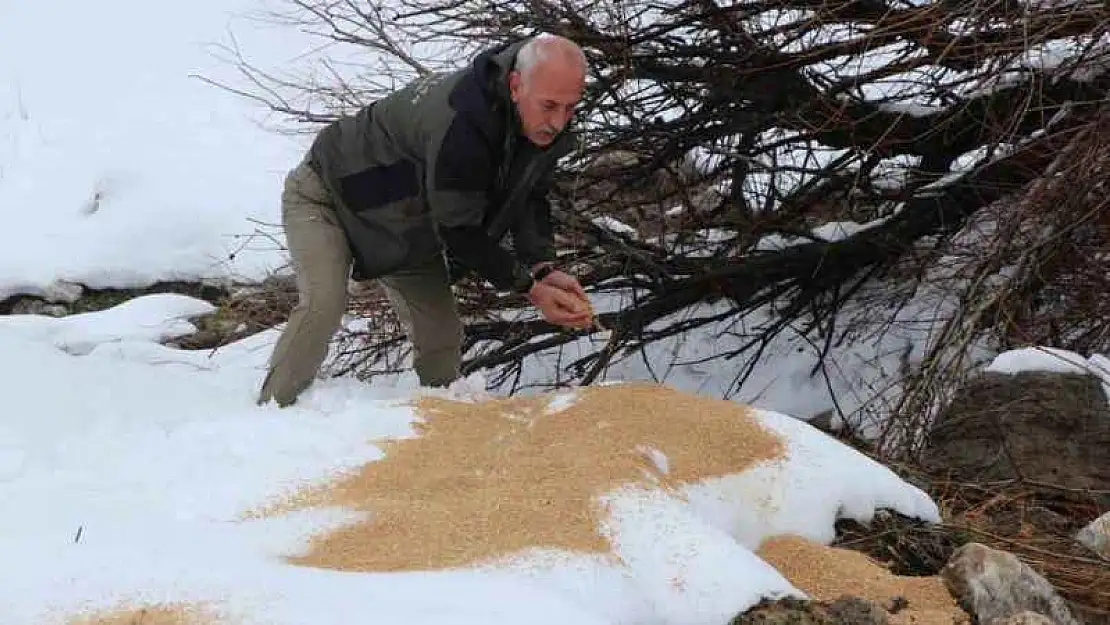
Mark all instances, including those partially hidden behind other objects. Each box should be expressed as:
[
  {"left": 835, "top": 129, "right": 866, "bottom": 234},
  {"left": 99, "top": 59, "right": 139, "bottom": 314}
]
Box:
[
  {"left": 251, "top": 382, "right": 788, "bottom": 572},
  {"left": 758, "top": 534, "right": 969, "bottom": 625},
  {"left": 67, "top": 602, "right": 218, "bottom": 625}
]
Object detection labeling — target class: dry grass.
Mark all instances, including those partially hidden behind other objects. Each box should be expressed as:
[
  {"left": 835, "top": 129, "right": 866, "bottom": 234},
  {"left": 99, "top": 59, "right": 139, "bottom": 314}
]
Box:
[
  {"left": 932, "top": 478, "right": 1110, "bottom": 625},
  {"left": 167, "top": 275, "right": 299, "bottom": 351},
  {"left": 219, "top": 279, "right": 299, "bottom": 333},
  {"left": 831, "top": 452, "right": 1110, "bottom": 625}
]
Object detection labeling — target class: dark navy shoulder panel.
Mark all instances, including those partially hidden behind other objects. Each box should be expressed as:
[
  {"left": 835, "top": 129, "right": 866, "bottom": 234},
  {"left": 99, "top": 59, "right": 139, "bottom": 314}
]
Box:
[
  {"left": 433, "top": 114, "right": 494, "bottom": 193},
  {"left": 338, "top": 160, "right": 419, "bottom": 213},
  {"left": 446, "top": 68, "right": 501, "bottom": 141}
]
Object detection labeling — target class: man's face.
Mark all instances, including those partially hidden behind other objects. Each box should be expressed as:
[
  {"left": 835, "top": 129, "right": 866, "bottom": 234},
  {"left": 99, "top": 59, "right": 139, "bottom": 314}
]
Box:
[{"left": 509, "top": 62, "right": 584, "bottom": 147}]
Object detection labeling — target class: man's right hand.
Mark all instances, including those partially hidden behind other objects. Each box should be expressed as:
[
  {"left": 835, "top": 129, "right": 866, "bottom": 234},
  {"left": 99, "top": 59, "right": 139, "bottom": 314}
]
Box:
[{"left": 527, "top": 281, "right": 593, "bottom": 329}]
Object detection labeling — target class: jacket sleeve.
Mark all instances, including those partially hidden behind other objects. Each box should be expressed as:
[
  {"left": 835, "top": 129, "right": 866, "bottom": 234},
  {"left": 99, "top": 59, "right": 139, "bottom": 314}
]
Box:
[
  {"left": 509, "top": 167, "right": 558, "bottom": 268},
  {"left": 425, "top": 113, "right": 534, "bottom": 292}
]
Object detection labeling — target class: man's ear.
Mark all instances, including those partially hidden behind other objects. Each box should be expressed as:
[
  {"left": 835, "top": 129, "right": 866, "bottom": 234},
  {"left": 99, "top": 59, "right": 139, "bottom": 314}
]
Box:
[{"left": 508, "top": 70, "right": 523, "bottom": 102}]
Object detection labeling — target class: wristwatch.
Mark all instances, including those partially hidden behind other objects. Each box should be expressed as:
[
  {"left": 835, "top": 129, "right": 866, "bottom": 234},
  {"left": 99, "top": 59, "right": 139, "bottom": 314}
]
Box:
[
  {"left": 511, "top": 263, "right": 556, "bottom": 294},
  {"left": 532, "top": 264, "right": 555, "bottom": 282},
  {"left": 510, "top": 264, "right": 536, "bottom": 294}
]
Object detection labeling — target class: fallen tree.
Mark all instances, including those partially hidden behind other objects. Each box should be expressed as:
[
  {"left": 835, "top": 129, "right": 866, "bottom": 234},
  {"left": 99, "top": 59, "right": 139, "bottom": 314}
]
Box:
[{"left": 207, "top": 0, "right": 1110, "bottom": 458}]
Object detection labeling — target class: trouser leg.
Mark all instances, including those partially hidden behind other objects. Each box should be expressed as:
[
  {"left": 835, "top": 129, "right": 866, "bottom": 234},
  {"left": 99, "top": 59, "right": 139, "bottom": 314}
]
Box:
[
  {"left": 257, "top": 161, "right": 352, "bottom": 407},
  {"left": 379, "top": 255, "right": 465, "bottom": 388}
]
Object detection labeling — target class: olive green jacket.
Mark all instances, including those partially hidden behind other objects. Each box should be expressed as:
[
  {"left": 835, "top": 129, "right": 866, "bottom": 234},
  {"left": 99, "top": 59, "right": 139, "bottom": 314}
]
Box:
[{"left": 306, "top": 39, "right": 577, "bottom": 292}]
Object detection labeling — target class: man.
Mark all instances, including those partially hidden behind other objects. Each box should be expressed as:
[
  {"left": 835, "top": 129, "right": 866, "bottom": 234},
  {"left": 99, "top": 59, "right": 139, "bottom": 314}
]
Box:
[{"left": 257, "top": 34, "right": 593, "bottom": 407}]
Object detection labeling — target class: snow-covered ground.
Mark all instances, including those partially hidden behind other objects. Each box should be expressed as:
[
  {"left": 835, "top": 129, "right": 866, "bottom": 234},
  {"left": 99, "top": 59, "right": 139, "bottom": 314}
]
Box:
[
  {"left": 0, "top": 294, "right": 942, "bottom": 624},
  {"left": 0, "top": 0, "right": 313, "bottom": 301},
  {"left": 2, "top": 2, "right": 1107, "bottom": 623}
]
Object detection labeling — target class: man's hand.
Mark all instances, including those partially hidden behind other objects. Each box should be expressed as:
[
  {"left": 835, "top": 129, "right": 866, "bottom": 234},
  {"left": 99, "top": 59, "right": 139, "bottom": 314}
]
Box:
[
  {"left": 527, "top": 281, "right": 592, "bottom": 329},
  {"left": 539, "top": 268, "right": 587, "bottom": 301}
]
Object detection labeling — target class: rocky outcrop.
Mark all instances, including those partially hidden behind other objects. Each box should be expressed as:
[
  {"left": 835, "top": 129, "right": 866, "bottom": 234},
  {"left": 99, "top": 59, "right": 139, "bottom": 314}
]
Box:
[
  {"left": 921, "top": 370, "right": 1110, "bottom": 508},
  {"left": 942, "top": 542, "right": 1082, "bottom": 625},
  {"left": 7, "top": 297, "right": 69, "bottom": 317}
]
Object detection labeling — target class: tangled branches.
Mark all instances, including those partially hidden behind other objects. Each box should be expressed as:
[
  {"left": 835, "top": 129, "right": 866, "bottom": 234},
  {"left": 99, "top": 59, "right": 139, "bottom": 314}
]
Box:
[{"left": 210, "top": 0, "right": 1110, "bottom": 453}]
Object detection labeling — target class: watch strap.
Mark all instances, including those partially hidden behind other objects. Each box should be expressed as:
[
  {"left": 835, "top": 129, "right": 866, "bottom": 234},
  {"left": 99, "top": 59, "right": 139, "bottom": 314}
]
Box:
[{"left": 532, "top": 264, "right": 556, "bottom": 282}]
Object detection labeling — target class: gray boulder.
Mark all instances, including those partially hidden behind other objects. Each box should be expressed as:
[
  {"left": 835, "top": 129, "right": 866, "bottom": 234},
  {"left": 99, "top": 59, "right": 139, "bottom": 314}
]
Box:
[{"left": 942, "top": 542, "right": 1081, "bottom": 625}]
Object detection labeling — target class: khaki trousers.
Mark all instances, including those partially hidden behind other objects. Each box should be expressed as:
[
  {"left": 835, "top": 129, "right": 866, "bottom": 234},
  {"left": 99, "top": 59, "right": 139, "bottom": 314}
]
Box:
[{"left": 257, "top": 160, "right": 465, "bottom": 407}]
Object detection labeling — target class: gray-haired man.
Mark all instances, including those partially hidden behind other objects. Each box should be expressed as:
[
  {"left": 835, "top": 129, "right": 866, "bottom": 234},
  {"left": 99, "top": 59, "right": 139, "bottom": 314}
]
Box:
[{"left": 258, "top": 34, "right": 592, "bottom": 407}]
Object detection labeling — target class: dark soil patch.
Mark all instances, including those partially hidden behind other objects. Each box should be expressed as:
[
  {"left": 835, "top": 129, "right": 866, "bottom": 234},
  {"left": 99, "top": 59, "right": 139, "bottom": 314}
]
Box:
[
  {"left": 73, "top": 281, "right": 229, "bottom": 313},
  {"left": 731, "top": 596, "right": 892, "bottom": 625}
]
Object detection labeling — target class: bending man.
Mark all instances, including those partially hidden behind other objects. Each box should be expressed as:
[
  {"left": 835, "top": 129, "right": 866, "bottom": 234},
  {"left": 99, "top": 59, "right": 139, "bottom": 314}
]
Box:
[{"left": 258, "top": 34, "right": 592, "bottom": 407}]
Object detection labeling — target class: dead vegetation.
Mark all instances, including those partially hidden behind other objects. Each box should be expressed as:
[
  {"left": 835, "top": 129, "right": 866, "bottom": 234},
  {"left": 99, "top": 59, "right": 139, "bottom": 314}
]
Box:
[
  {"left": 830, "top": 477, "right": 1109, "bottom": 624},
  {"left": 195, "top": 0, "right": 1110, "bottom": 465},
  {"left": 833, "top": 366, "right": 1110, "bottom": 625},
  {"left": 167, "top": 276, "right": 299, "bottom": 351},
  {"left": 935, "top": 478, "right": 1110, "bottom": 624}
]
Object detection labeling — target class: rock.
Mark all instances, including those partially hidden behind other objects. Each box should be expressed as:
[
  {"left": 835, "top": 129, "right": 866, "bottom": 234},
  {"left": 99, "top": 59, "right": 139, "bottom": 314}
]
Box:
[
  {"left": 987, "top": 612, "right": 1059, "bottom": 625},
  {"left": 941, "top": 543, "right": 1081, "bottom": 625},
  {"left": 730, "top": 596, "right": 889, "bottom": 625},
  {"left": 41, "top": 279, "right": 85, "bottom": 303},
  {"left": 1075, "top": 512, "right": 1110, "bottom": 559},
  {"left": 825, "top": 596, "right": 891, "bottom": 624},
  {"left": 922, "top": 370, "right": 1110, "bottom": 508},
  {"left": 8, "top": 297, "right": 69, "bottom": 317},
  {"left": 585, "top": 149, "right": 641, "bottom": 175}
]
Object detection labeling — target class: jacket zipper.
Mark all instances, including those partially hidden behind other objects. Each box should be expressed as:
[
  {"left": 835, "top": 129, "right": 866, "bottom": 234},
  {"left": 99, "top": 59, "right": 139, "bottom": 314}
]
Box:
[{"left": 487, "top": 130, "right": 574, "bottom": 242}]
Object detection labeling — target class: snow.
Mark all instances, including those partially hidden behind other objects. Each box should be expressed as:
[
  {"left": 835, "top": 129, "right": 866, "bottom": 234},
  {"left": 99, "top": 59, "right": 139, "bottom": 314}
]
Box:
[
  {"left": 876, "top": 100, "right": 945, "bottom": 117},
  {"left": 751, "top": 216, "right": 891, "bottom": 251},
  {"left": 0, "top": 293, "right": 215, "bottom": 355},
  {"left": 0, "top": 292, "right": 940, "bottom": 624},
  {"left": 810, "top": 218, "right": 890, "bottom": 242},
  {"left": 0, "top": 0, "right": 315, "bottom": 302},
  {"left": 986, "top": 346, "right": 1110, "bottom": 403},
  {"left": 480, "top": 276, "right": 965, "bottom": 441},
  {"left": 592, "top": 216, "right": 639, "bottom": 237}
]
